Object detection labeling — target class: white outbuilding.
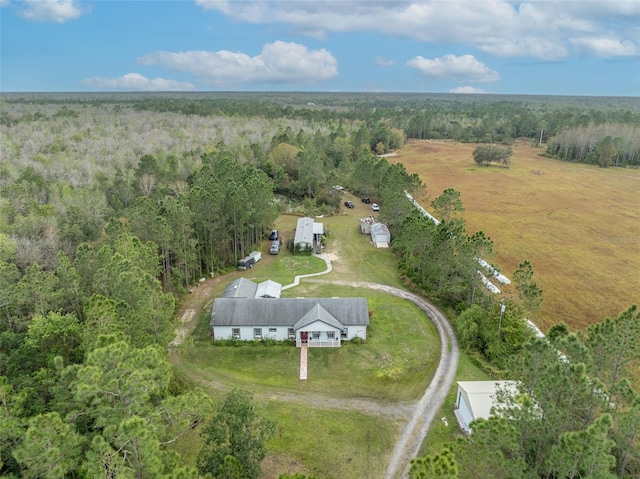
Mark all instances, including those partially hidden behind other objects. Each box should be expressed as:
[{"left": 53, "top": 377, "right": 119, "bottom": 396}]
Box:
[
  {"left": 370, "top": 223, "right": 390, "bottom": 248},
  {"left": 454, "top": 381, "right": 518, "bottom": 433},
  {"left": 294, "top": 217, "right": 324, "bottom": 253}
]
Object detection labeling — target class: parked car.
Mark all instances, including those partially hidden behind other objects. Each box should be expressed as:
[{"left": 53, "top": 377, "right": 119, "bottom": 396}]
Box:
[
  {"left": 269, "top": 229, "right": 278, "bottom": 240},
  {"left": 269, "top": 241, "right": 280, "bottom": 255},
  {"left": 361, "top": 197, "right": 371, "bottom": 204},
  {"left": 371, "top": 203, "right": 380, "bottom": 211},
  {"left": 344, "top": 201, "right": 354, "bottom": 208}
]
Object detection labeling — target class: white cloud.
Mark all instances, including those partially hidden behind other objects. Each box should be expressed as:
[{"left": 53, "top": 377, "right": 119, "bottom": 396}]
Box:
[
  {"left": 450, "top": 86, "right": 487, "bottom": 94},
  {"left": 196, "top": 1, "right": 640, "bottom": 61},
  {"left": 407, "top": 54, "right": 500, "bottom": 83},
  {"left": 137, "top": 41, "right": 338, "bottom": 87},
  {"left": 0, "top": 0, "right": 10, "bottom": 8},
  {"left": 19, "top": 0, "right": 87, "bottom": 23},
  {"left": 80, "top": 73, "right": 196, "bottom": 92},
  {"left": 375, "top": 57, "right": 395, "bottom": 67},
  {"left": 570, "top": 36, "right": 638, "bottom": 58}
]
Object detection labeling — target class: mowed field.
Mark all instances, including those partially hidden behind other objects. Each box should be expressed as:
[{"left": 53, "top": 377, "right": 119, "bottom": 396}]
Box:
[{"left": 392, "top": 140, "right": 640, "bottom": 332}]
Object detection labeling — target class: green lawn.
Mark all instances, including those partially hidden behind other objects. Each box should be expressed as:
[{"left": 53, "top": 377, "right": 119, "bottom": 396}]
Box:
[
  {"left": 176, "top": 287, "right": 439, "bottom": 402},
  {"left": 263, "top": 401, "right": 398, "bottom": 479},
  {"left": 169, "top": 401, "right": 398, "bottom": 479}
]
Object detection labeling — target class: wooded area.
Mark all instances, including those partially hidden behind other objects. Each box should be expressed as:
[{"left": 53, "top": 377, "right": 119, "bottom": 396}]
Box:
[{"left": 1, "top": 92, "right": 638, "bottom": 478}]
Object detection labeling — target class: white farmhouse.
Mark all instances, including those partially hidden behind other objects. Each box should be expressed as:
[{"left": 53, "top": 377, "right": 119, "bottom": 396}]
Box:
[{"left": 211, "top": 297, "right": 369, "bottom": 347}]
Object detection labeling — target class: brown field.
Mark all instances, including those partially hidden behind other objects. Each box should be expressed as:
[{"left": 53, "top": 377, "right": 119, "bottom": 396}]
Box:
[{"left": 391, "top": 140, "right": 640, "bottom": 333}]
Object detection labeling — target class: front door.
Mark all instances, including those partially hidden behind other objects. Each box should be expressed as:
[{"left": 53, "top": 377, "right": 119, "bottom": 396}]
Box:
[{"left": 301, "top": 331, "right": 308, "bottom": 343}]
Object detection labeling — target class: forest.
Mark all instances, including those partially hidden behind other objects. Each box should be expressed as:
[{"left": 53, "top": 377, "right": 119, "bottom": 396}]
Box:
[{"left": 0, "top": 92, "right": 638, "bottom": 478}]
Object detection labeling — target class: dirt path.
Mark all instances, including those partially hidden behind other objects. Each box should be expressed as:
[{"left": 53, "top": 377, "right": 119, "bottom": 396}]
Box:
[{"left": 170, "top": 264, "right": 459, "bottom": 479}]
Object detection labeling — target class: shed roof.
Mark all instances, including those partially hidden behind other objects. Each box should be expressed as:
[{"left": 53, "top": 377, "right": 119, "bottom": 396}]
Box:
[
  {"left": 370, "top": 223, "right": 390, "bottom": 236},
  {"left": 457, "top": 381, "right": 518, "bottom": 421},
  {"left": 222, "top": 278, "right": 258, "bottom": 298},
  {"left": 211, "top": 297, "right": 369, "bottom": 328},
  {"left": 294, "top": 217, "right": 315, "bottom": 246},
  {"left": 255, "top": 280, "right": 282, "bottom": 298}
]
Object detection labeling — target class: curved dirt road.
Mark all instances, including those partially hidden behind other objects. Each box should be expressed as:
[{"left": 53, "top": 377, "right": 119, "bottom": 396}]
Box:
[{"left": 316, "top": 281, "right": 459, "bottom": 479}]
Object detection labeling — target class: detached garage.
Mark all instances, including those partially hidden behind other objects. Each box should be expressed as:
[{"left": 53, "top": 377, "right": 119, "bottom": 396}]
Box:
[
  {"left": 455, "top": 381, "right": 518, "bottom": 433},
  {"left": 370, "top": 223, "right": 390, "bottom": 248}
]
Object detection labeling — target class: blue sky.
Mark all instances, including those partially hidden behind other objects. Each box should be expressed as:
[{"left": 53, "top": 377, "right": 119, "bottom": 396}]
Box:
[{"left": 1, "top": 0, "right": 639, "bottom": 96}]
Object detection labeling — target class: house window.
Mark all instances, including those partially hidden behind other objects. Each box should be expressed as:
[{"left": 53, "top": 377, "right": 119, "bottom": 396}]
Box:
[
  {"left": 341, "top": 328, "right": 348, "bottom": 339},
  {"left": 254, "top": 328, "right": 262, "bottom": 339},
  {"left": 288, "top": 328, "right": 295, "bottom": 339},
  {"left": 232, "top": 328, "right": 240, "bottom": 339},
  {"left": 269, "top": 328, "right": 277, "bottom": 333},
  {"left": 312, "top": 332, "right": 320, "bottom": 339},
  {"left": 327, "top": 331, "right": 335, "bottom": 339}
]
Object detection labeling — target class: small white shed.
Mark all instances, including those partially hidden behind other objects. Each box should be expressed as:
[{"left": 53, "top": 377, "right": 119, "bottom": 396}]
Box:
[{"left": 370, "top": 223, "right": 390, "bottom": 248}]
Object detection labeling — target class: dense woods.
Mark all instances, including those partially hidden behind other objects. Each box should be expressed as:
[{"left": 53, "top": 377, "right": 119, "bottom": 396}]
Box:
[{"left": 1, "top": 92, "right": 638, "bottom": 477}]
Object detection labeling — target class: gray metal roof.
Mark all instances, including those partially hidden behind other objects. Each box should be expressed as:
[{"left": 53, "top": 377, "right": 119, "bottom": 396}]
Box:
[
  {"left": 255, "top": 280, "right": 282, "bottom": 298},
  {"left": 222, "top": 278, "right": 258, "bottom": 298},
  {"left": 293, "top": 304, "right": 344, "bottom": 330},
  {"left": 211, "top": 297, "right": 369, "bottom": 328},
  {"left": 294, "top": 217, "right": 315, "bottom": 246},
  {"left": 370, "top": 223, "right": 390, "bottom": 237}
]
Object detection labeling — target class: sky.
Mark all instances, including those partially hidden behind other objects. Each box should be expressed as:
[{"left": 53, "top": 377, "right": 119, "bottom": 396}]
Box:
[{"left": 1, "top": 0, "right": 639, "bottom": 96}]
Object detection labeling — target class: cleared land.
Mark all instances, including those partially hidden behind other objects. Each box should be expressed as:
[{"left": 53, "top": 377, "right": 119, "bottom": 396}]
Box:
[
  {"left": 393, "top": 140, "right": 640, "bottom": 332},
  {"left": 170, "top": 207, "right": 450, "bottom": 478}
]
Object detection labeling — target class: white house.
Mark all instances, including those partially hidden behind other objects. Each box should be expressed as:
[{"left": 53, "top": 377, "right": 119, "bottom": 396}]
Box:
[
  {"left": 210, "top": 297, "right": 369, "bottom": 347},
  {"left": 370, "top": 223, "right": 390, "bottom": 248},
  {"left": 294, "top": 217, "right": 324, "bottom": 253},
  {"left": 455, "top": 381, "right": 518, "bottom": 433}
]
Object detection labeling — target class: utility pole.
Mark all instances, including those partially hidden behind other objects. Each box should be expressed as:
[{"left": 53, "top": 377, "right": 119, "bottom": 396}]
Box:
[{"left": 498, "top": 298, "right": 506, "bottom": 336}]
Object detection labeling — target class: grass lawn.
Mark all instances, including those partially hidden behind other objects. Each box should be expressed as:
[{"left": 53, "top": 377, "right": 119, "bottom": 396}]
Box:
[
  {"left": 169, "top": 401, "right": 398, "bottom": 479},
  {"left": 392, "top": 140, "right": 640, "bottom": 333},
  {"left": 263, "top": 401, "right": 398, "bottom": 479}
]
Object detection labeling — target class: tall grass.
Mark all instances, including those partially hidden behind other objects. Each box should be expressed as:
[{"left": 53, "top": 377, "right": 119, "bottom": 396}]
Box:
[{"left": 394, "top": 140, "right": 640, "bottom": 332}]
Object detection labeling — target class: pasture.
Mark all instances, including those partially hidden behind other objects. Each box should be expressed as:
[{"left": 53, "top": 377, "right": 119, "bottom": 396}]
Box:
[{"left": 393, "top": 140, "right": 640, "bottom": 332}]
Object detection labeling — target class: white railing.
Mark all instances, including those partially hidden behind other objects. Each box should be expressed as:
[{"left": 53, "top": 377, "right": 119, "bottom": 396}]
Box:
[{"left": 297, "top": 339, "right": 340, "bottom": 348}]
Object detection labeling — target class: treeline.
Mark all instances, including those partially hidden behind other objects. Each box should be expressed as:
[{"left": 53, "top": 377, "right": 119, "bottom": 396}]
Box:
[
  {"left": 545, "top": 123, "right": 640, "bottom": 166},
  {"left": 412, "top": 306, "right": 640, "bottom": 479},
  {"left": 129, "top": 94, "right": 640, "bottom": 145}
]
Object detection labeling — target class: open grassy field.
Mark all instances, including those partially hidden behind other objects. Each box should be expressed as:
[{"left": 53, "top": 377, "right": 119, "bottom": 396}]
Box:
[{"left": 392, "top": 140, "right": 640, "bottom": 332}]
